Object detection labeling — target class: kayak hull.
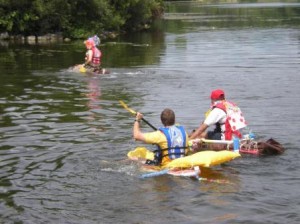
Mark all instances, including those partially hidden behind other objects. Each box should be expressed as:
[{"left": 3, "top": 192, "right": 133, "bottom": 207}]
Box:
[{"left": 128, "top": 147, "right": 240, "bottom": 178}]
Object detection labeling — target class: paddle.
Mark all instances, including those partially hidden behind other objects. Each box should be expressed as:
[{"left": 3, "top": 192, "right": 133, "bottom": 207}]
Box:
[
  {"left": 140, "top": 168, "right": 199, "bottom": 179},
  {"left": 119, "top": 100, "right": 157, "bottom": 131},
  {"left": 140, "top": 168, "right": 231, "bottom": 184},
  {"left": 140, "top": 169, "right": 169, "bottom": 178},
  {"left": 79, "top": 64, "right": 86, "bottom": 73}
]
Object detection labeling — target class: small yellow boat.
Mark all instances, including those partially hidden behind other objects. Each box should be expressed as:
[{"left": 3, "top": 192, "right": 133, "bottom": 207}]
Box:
[{"left": 128, "top": 147, "right": 240, "bottom": 178}]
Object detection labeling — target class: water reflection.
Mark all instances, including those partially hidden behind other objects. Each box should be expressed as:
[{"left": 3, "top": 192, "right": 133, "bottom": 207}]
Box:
[{"left": 85, "top": 76, "right": 102, "bottom": 112}]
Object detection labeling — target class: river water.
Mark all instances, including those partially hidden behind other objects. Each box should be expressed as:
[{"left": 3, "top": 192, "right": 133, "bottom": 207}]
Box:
[{"left": 0, "top": 1, "right": 300, "bottom": 224}]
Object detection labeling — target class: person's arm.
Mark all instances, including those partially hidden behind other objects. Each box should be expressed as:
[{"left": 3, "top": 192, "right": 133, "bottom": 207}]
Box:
[
  {"left": 189, "top": 123, "right": 208, "bottom": 139},
  {"left": 85, "top": 49, "right": 93, "bottom": 65},
  {"left": 133, "top": 112, "right": 146, "bottom": 142},
  {"left": 190, "top": 108, "right": 226, "bottom": 139}
]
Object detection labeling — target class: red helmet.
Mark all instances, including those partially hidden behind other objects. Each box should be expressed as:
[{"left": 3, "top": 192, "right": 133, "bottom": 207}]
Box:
[{"left": 210, "top": 89, "right": 225, "bottom": 100}]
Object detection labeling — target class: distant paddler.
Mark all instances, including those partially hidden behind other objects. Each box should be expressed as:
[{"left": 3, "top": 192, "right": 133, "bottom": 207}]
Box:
[{"left": 82, "top": 35, "right": 102, "bottom": 73}]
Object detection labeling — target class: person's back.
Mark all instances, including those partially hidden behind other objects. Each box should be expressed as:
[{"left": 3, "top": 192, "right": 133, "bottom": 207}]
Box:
[
  {"left": 190, "top": 89, "right": 247, "bottom": 140},
  {"left": 133, "top": 108, "right": 189, "bottom": 166}
]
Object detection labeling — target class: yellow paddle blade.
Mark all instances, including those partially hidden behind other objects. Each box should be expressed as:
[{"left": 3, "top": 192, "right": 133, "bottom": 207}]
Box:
[
  {"left": 79, "top": 65, "right": 86, "bottom": 73},
  {"left": 119, "top": 100, "right": 136, "bottom": 115},
  {"left": 127, "top": 147, "right": 154, "bottom": 160},
  {"left": 205, "top": 109, "right": 211, "bottom": 118}
]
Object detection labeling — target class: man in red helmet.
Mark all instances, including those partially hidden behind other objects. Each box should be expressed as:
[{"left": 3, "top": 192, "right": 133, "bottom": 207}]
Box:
[{"left": 190, "top": 89, "right": 247, "bottom": 141}]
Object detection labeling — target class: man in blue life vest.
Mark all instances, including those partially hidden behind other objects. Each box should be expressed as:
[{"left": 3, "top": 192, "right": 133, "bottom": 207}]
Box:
[
  {"left": 133, "top": 108, "right": 189, "bottom": 166},
  {"left": 189, "top": 89, "right": 247, "bottom": 141}
]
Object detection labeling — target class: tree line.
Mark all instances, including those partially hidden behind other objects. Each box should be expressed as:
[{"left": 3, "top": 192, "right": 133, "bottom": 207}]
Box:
[{"left": 0, "top": 0, "right": 164, "bottom": 39}]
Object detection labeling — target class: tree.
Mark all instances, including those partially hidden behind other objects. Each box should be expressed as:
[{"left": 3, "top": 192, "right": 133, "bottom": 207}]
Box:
[{"left": 0, "top": 0, "right": 164, "bottom": 39}]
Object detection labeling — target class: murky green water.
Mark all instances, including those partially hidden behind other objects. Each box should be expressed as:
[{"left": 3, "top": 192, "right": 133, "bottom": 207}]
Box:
[{"left": 0, "top": 1, "right": 300, "bottom": 223}]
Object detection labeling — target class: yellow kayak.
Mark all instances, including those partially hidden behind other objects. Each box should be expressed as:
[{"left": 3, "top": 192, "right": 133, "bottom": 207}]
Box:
[{"left": 128, "top": 147, "right": 240, "bottom": 178}]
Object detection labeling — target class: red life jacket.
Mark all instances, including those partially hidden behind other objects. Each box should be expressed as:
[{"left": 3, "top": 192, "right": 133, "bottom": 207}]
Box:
[
  {"left": 92, "top": 47, "right": 101, "bottom": 65},
  {"left": 213, "top": 100, "right": 247, "bottom": 140}
]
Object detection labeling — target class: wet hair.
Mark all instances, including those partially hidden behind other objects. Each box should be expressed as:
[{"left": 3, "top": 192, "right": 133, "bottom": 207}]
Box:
[{"left": 160, "top": 108, "right": 175, "bottom": 126}]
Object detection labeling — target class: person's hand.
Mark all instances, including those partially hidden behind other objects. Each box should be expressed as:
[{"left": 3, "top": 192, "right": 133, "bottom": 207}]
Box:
[{"left": 135, "top": 112, "right": 143, "bottom": 121}]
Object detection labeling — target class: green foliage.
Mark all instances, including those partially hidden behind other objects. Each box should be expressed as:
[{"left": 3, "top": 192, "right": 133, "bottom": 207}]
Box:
[
  {"left": 109, "top": 0, "right": 164, "bottom": 31},
  {"left": 0, "top": 0, "right": 164, "bottom": 39}
]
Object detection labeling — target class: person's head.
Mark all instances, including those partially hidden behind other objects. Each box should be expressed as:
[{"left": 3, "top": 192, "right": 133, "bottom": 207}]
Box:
[
  {"left": 210, "top": 89, "right": 225, "bottom": 102},
  {"left": 85, "top": 39, "right": 95, "bottom": 49},
  {"left": 160, "top": 108, "right": 175, "bottom": 126}
]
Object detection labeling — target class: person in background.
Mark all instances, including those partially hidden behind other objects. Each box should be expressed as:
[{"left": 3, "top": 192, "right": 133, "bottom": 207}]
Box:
[
  {"left": 189, "top": 89, "right": 247, "bottom": 141},
  {"left": 133, "top": 108, "right": 189, "bottom": 166},
  {"left": 83, "top": 35, "right": 102, "bottom": 73}
]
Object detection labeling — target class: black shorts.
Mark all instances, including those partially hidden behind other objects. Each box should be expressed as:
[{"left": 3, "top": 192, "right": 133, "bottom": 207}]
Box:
[{"left": 207, "top": 131, "right": 222, "bottom": 140}]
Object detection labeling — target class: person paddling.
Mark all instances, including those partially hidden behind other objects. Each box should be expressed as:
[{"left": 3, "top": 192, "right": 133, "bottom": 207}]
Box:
[
  {"left": 83, "top": 35, "right": 102, "bottom": 73},
  {"left": 133, "top": 108, "right": 189, "bottom": 166},
  {"left": 189, "top": 89, "right": 247, "bottom": 141}
]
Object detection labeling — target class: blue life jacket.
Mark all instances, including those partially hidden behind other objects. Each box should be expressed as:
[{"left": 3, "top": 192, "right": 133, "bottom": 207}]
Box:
[{"left": 157, "top": 125, "right": 187, "bottom": 160}]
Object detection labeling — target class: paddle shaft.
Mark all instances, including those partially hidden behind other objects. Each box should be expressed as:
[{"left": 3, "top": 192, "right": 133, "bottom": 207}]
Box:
[
  {"left": 140, "top": 169, "right": 169, "bottom": 178},
  {"left": 119, "top": 100, "right": 157, "bottom": 131},
  {"left": 140, "top": 118, "right": 157, "bottom": 131},
  {"left": 140, "top": 169, "right": 229, "bottom": 183}
]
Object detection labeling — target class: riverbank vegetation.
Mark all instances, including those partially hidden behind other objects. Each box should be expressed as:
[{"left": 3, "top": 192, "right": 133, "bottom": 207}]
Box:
[{"left": 0, "top": 0, "right": 164, "bottom": 40}]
